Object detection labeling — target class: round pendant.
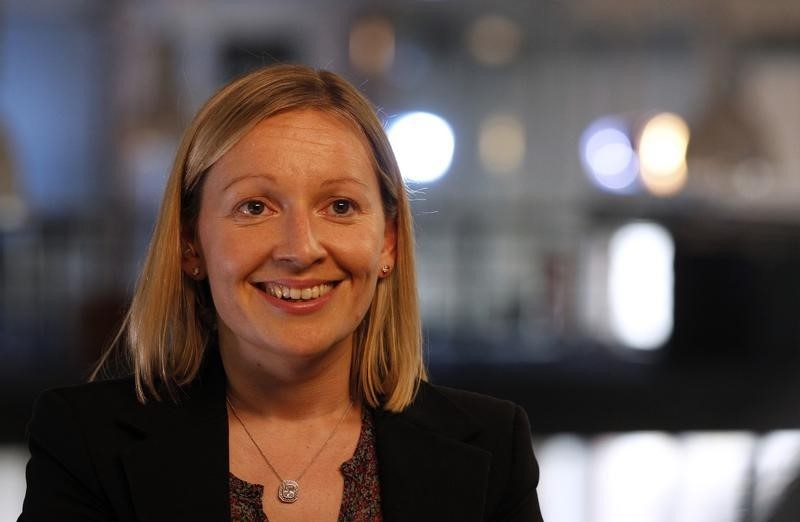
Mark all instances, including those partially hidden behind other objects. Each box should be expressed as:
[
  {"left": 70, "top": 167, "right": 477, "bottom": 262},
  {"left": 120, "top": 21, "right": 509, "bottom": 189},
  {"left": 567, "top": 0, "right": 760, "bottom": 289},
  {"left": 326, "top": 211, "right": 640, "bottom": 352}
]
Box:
[{"left": 278, "top": 479, "right": 299, "bottom": 503}]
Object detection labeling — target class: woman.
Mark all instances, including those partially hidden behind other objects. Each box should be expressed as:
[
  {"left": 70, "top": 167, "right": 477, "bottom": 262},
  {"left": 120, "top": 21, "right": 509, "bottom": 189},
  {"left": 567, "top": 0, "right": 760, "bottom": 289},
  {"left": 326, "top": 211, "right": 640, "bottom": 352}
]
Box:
[{"left": 19, "top": 65, "right": 543, "bottom": 521}]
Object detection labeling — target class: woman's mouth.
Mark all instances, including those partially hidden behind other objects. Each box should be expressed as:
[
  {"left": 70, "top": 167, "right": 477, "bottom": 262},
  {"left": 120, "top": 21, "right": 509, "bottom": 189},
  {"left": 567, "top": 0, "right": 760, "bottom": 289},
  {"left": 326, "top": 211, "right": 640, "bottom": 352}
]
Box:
[{"left": 262, "top": 282, "right": 334, "bottom": 301}]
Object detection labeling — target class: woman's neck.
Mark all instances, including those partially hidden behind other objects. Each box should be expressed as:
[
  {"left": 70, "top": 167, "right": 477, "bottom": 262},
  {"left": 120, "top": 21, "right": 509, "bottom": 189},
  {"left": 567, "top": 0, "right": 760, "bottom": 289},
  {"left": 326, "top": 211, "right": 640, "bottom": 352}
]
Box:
[{"left": 218, "top": 333, "right": 355, "bottom": 421}]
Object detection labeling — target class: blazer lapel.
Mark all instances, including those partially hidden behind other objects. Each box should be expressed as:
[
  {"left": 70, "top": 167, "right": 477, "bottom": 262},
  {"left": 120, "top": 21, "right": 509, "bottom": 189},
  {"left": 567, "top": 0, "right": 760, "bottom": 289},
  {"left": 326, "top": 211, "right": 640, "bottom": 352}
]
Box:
[
  {"left": 116, "top": 354, "right": 230, "bottom": 521},
  {"left": 375, "top": 383, "right": 492, "bottom": 522},
  {"left": 109, "top": 362, "right": 493, "bottom": 521}
]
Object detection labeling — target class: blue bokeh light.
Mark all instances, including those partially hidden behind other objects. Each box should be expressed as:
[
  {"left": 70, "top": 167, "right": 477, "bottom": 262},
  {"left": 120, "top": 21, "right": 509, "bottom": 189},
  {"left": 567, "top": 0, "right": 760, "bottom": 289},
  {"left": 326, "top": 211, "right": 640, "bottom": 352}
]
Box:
[{"left": 580, "top": 117, "right": 639, "bottom": 194}]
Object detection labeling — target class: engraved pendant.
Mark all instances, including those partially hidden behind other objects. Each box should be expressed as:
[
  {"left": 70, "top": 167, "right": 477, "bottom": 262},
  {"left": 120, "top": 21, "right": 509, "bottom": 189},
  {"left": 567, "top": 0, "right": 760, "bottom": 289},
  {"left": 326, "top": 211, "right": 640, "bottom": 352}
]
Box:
[{"left": 278, "top": 479, "right": 299, "bottom": 503}]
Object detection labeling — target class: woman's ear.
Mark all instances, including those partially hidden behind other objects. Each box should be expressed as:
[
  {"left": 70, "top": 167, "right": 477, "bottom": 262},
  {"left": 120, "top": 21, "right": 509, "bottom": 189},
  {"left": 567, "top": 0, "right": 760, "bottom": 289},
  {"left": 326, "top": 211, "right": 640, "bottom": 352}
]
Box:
[
  {"left": 181, "top": 233, "right": 205, "bottom": 279},
  {"left": 379, "top": 219, "right": 397, "bottom": 278}
]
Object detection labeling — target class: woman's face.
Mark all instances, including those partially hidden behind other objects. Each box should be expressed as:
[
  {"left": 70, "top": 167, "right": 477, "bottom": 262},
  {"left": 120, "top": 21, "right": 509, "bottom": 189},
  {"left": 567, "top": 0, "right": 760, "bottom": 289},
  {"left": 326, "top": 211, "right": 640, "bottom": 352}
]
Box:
[{"left": 190, "top": 109, "right": 395, "bottom": 366}]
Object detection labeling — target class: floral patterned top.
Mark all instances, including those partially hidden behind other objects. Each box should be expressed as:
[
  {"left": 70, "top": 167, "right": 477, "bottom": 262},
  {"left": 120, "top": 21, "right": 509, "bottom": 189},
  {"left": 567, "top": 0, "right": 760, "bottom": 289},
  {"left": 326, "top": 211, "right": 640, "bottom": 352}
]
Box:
[{"left": 229, "top": 408, "right": 382, "bottom": 521}]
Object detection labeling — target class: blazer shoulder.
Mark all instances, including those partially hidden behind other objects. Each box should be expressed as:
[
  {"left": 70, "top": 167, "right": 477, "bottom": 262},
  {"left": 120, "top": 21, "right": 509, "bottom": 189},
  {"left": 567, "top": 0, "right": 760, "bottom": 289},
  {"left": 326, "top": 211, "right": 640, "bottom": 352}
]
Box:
[
  {"left": 22, "top": 371, "right": 229, "bottom": 521},
  {"left": 44, "top": 375, "right": 138, "bottom": 400},
  {"left": 20, "top": 377, "right": 142, "bottom": 521},
  {"left": 411, "top": 383, "right": 543, "bottom": 521},
  {"left": 35, "top": 376, "right": 140, "bottom": 420},
  {"left": 419, "top": 382, "right": 520, "bottom": 427}
]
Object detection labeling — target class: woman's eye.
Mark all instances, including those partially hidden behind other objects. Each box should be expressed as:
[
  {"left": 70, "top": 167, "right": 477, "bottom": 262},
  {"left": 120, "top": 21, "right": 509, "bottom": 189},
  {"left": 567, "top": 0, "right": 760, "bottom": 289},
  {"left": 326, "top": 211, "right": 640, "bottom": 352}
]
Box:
[
  {"left": 238, "top": 201, "right": 266, "bottom": 215},
  {"left": 330, "top": 199, "right": 354, "bottom": 215}
]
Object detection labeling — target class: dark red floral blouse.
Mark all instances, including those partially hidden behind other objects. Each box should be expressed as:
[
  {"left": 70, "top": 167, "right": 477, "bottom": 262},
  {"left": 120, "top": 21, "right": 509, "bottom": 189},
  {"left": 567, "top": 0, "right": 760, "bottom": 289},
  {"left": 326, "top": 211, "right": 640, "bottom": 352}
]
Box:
[{"left": 229, "top": 408, "right": 382, "bottom": 521}]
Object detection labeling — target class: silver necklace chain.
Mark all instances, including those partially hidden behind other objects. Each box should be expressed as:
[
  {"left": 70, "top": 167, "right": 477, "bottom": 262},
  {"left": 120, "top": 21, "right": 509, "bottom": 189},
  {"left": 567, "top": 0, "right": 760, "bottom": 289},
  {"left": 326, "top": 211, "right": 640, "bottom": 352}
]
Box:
[{"left": 226, "top": 396, "right": 353, "bottom": 504}]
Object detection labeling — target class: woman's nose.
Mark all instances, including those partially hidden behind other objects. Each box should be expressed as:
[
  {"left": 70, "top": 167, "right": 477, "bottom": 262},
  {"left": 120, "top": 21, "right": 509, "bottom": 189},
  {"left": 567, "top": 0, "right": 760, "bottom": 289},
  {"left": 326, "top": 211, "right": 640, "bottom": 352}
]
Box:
[{"left": 272, "top": 210, "right": 326, "bottom": 269}]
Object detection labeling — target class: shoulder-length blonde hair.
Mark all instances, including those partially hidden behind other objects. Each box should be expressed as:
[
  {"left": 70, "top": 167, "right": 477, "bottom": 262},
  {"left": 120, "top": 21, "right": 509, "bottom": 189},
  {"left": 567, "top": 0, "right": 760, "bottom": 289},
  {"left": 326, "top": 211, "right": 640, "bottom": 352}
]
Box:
[{"left": 97, "top": 64, "right": 426, "bottom": 412}]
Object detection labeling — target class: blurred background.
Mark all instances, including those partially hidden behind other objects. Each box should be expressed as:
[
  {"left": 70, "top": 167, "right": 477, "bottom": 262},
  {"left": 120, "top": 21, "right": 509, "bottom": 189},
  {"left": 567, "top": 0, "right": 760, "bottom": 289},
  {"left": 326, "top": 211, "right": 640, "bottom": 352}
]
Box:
[{"left": 2, "top": 0, "right": 800, "bottom": 520}]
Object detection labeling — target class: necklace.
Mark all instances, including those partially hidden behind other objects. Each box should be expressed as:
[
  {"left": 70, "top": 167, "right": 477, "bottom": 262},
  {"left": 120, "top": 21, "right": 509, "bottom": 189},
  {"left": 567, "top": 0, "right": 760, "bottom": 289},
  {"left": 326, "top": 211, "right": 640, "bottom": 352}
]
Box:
[{"left": 226, "top": 396, "right": 353, "bottom": 504}]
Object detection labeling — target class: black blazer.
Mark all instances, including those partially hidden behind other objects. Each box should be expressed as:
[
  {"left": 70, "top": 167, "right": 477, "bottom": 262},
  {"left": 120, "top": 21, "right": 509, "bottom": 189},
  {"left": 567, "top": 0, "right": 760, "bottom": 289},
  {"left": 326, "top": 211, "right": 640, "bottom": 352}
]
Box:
[{"left": 19, "top": 353, "right": 543, "bottom": 521}]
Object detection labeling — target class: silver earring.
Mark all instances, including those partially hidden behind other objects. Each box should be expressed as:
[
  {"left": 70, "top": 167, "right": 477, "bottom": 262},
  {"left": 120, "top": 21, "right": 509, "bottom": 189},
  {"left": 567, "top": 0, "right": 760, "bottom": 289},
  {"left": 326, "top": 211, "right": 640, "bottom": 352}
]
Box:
[
  {"left": 381, "top": 265, "right": 391, "bottom": 275},
  {"left": 192, "top": 267, "right": 200, "bottom": 277}
]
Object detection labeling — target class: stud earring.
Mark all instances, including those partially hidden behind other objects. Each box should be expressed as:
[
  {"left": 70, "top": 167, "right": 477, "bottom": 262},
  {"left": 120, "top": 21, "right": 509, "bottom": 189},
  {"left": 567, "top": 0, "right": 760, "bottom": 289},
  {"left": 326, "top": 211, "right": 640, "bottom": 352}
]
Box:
[
  {"left": 381, "top": 265, "right": 391, "bottom": 275},
  {"left": 192, "top": 267, "right": 200, "bottom": 277}
]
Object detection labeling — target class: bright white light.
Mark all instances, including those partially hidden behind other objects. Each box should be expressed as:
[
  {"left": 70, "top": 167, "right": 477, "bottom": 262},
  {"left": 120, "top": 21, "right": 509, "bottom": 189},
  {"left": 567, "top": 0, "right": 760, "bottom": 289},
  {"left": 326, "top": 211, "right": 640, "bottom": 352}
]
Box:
[
  {"left": 580, "top": 118, "right": 639, "bottom": 193},
  {"left": 592, "top": 433, "right": 682, "bottom": 522},
  {"left": 675, "top": 433, "right": 755, "bottom": 522},
  {"left": 0, "top": 446, "right": 28, "bottom": 522},
  {"left": 533, "top": 430, "right": 797, "bottom": 522},
  {"left": 537, "top": 435, "right": 589, "bottom": 522},
  {"left": 638, "top": 112, "right": 690, "bottom": 196},
  {"left": 608, "top": 222, "right": 674, "bottom": 350},
  {"left": 387, "top": 111, "right": 455, "bottom": 183},
  {"left": 753, "top": 431, "right": 800, "bottom": 520}
]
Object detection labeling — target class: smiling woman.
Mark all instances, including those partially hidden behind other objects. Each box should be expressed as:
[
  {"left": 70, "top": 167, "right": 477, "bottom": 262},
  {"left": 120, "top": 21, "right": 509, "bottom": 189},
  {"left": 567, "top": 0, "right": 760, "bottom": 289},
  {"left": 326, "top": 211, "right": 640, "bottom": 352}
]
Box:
[
  {"left": 196, "top": 110, "right": 396, "bottom": 399},
  {"left": 18, "top": 65, "right": 543, "bottom": 522}
]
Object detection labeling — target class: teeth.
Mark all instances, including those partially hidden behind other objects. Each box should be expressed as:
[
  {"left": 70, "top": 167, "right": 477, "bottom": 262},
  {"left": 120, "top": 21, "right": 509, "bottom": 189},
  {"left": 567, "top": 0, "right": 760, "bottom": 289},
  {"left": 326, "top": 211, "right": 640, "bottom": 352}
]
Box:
[{"left": 265, "top": 283, "right": 333, "bottom": 301}]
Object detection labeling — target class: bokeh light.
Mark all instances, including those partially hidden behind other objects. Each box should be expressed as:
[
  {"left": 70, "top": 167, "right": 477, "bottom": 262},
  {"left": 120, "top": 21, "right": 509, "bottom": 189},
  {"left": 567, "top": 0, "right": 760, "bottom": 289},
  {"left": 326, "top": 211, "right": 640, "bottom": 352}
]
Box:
[
  {"left": 349, "top": 15, "right": 395, "bottom": 76},
  {"left": 608, "top": 221, "right": 674, "bottom": 350},
  {"left": 0, "top": 447, "right": 27, "bottom": 521},
  {"left": 0, "top": 194, "right": 27, "bottom": 232},
  {"left": 638, "top": 112, "right": 690, "bottom": 196},
  {"left": 387, "top": 111, "right": 455, "bottom": 183},
  {"left": 580, "top": 117, "right": 639, "bottom": 193},
  {"left": 675, "top": 433, "right": 755, "bottom": 521},
  {"left": 592, "top": 433, "right": 682, "bottom": 522},
  {"left": 731, "top": 157, "right": 775, "bottom": 199},
  {"left": 478, "top": 113, "right": 526, "bottom": 175},
  {"left": 537, "top": 435, "right": 589, "bottom": 522},
  {"left": 467, "top": 14, "right": 523, "bottom": 67},
  {"left": 753, "top": 431, "right": 800, "bottom": 520}
]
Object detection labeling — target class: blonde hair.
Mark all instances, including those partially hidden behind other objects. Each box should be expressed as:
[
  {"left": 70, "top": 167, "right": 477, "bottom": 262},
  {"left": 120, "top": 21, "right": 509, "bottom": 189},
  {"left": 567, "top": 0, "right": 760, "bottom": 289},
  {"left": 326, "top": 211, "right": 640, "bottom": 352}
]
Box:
[{"left": 96, "top": 64, "right": 426, "bottom": 412}]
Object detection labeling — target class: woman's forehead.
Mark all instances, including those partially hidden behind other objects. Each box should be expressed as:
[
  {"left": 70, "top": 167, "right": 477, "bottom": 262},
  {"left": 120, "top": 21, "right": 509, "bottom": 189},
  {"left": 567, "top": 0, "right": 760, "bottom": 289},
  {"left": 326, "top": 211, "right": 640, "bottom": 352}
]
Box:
[
  {"left": 206, "top": 108, "right": 379, "bottom": 189},
  {"left": 251, "top": 110, "right": 361, "bottom": 146},
  {"left": 226, "top": 109, "right": 370, "bottom": 160}
]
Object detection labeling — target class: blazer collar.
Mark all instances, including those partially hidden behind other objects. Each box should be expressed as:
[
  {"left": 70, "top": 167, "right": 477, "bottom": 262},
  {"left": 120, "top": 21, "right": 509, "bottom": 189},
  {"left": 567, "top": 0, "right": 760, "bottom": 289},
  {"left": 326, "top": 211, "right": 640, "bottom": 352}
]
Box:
[
  {"left": 374, "top": 382, "right": 492, "bottom": 522},
  {"left": 115, "top": 349, "right": 230, "bottom": 521},
  {"left": 113, "top": 357, "right": 493, "bottom": 521}
]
